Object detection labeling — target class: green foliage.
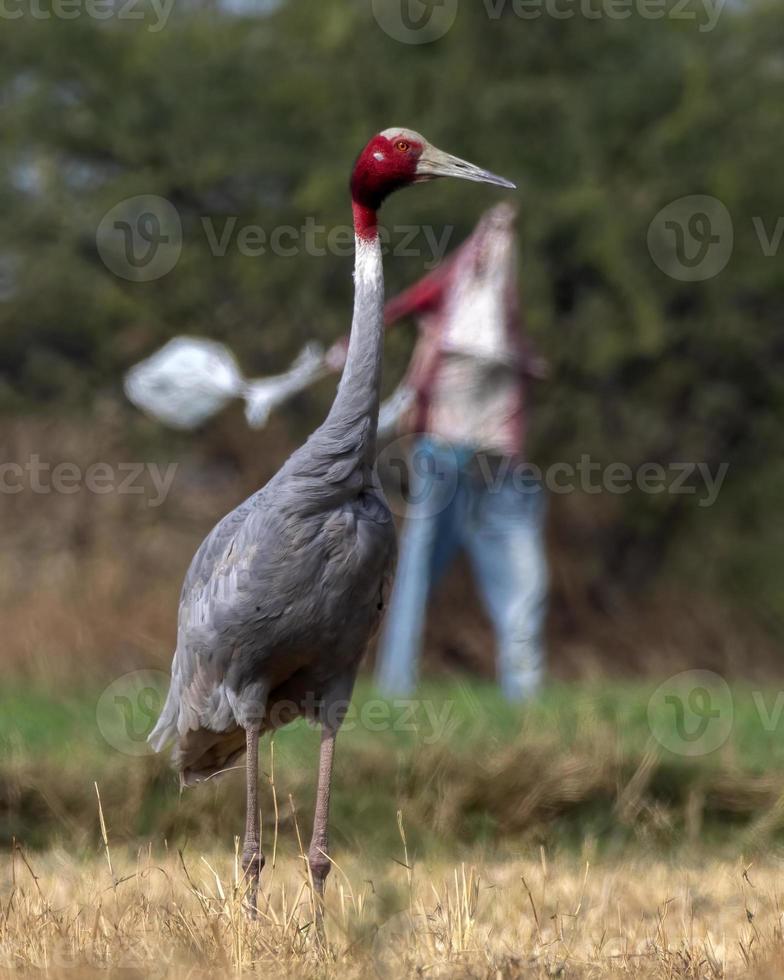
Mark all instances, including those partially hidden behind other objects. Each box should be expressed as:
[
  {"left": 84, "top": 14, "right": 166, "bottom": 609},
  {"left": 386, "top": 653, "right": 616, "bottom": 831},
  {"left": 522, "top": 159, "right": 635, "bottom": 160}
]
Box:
[
  {"left": 0, "top": 0, "right": 782, "bottom": 618},
  {"left": 6, "top": 679, "right": 784, "bottom": 854}
]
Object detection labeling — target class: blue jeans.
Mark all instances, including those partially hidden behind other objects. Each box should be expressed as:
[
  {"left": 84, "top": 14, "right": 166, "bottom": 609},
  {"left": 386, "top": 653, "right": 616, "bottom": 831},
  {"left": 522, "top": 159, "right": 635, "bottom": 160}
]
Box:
[{"left": 375, "top": 436, "right": 548, "bottom": 701}]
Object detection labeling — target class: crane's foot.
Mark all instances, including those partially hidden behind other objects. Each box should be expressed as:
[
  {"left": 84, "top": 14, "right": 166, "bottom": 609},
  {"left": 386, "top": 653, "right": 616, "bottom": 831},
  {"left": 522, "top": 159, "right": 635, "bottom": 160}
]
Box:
[
  {"left": 312, "top": 889, "right": 326, "bottom": 944},
  {"left": 309, "top": 855, "right": 330, "bottom": 943},
  {"left": 242, "top": 850, "right": 264, "bottom": 920}
]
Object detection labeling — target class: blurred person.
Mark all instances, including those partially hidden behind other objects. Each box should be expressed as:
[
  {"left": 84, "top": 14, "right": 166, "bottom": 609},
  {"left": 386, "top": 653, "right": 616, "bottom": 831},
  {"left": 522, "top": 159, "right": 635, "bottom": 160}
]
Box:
[{"left": 327, "top": 202, "right": 549, "bottom": 701}]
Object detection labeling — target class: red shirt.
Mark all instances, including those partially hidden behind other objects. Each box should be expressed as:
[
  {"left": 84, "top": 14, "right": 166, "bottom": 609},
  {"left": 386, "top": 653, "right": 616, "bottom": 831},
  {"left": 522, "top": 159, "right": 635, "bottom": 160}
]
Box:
[{"left": 384, "top": 210, "right": 542, "bottom": 457}]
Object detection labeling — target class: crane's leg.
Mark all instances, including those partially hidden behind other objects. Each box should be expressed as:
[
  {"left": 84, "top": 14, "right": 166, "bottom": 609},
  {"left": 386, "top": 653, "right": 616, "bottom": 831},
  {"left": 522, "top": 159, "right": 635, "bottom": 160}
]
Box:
[
  {"left": 242, "top": 724, "right": 264, "bottom": 917},
  {"left": 307, "top": 724, "right": 336, "bottom": 936}
]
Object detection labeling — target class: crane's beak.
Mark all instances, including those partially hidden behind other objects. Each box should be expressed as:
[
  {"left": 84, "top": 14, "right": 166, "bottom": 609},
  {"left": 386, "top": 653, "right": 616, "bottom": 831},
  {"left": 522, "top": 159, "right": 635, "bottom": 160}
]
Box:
[{"left": 415, "top": 144, "right": 516, "bottom": 190}]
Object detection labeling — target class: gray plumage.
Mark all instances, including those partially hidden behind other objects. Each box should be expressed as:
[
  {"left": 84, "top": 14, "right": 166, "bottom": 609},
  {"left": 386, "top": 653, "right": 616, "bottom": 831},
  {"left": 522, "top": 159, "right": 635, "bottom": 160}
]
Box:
[{"left": 149, "top": 233, "right": 395, "bottom": 784}]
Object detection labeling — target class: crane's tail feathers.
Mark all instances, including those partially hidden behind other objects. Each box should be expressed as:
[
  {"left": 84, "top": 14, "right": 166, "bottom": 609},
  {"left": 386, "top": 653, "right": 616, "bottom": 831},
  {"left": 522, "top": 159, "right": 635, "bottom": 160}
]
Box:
[
  {"left": 148, "top": 696, "right": 178, "bottom": 753},
  {"left": 173, "top": 727, "right": 247, "bottom": 787},
  {"left": 147, "top": 671, "right": 248, "bottom": 786},
  {"left": 149, "top": 701, "right": 247, "bottom": 786},
  {"left": 147, "top": 724, "right": 171, "bottom": 755}
]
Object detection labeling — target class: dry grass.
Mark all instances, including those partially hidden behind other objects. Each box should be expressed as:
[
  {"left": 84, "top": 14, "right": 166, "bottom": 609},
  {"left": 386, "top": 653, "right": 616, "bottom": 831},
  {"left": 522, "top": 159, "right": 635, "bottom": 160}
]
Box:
[
  {"left": 4, "top": 841, "right": 784, "bottom": 978},
  {"left": 4, "top": 417, "right": 784, "bottom": 977},
  {"left": 7, "top": 676, "right": 784, "bottom": 855}
]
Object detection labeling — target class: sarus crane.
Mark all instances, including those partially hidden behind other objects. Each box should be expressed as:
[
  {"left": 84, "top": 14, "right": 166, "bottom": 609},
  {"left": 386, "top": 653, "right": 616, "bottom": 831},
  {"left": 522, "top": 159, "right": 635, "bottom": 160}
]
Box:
[{"left": 149, "top": 128, "right": 515, "bottom": 921}]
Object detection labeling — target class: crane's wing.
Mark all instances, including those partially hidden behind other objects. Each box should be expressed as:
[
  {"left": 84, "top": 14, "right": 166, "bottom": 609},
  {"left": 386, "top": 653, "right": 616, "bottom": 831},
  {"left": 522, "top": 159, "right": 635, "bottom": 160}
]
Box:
[
  {"left": 149, "top": 489, "right": 283, "bottom": 748},
  {"left": 149, "top": 479, "right": 330, "bottom": 752}
]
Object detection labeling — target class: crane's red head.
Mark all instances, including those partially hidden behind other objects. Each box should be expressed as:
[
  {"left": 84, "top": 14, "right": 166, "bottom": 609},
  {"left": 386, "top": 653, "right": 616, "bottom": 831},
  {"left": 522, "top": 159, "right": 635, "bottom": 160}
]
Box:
[{"left": 350, "top": 127, "right": 516, "bottom": 239}]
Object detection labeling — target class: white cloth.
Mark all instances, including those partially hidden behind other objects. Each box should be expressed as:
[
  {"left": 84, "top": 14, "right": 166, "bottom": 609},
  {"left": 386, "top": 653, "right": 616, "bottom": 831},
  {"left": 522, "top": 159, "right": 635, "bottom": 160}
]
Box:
[{"left": 125, "top": 336, "right": 326, "bottom": 430}]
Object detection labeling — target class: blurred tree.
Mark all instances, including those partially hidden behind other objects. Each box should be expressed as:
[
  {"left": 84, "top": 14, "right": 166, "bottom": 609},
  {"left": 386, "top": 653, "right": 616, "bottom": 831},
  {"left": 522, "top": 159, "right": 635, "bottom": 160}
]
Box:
[{"left": 0, "top": 0, "right": 782, "bottom": 634}]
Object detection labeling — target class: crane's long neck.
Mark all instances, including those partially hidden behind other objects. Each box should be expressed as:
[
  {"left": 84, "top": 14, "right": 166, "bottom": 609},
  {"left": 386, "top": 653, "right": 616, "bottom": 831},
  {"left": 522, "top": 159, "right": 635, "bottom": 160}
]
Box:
[{"left": 319, "top": 203, "right": 384, "bottom": 469}]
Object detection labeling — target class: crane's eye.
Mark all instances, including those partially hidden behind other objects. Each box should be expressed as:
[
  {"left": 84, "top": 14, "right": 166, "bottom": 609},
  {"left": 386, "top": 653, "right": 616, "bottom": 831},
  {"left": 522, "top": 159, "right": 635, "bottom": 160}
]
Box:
[{"left": 395, "top": 140, "right": 410, "bottom": 152}]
